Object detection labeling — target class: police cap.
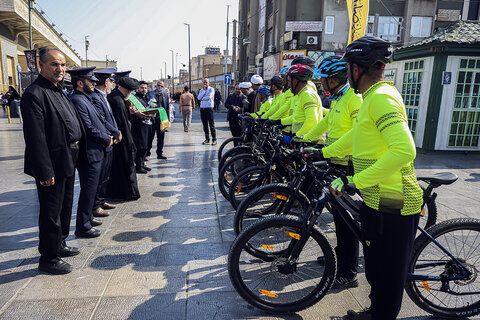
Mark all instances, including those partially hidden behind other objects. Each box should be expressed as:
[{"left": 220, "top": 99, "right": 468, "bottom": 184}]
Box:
[{"left": 66, "top": 66, "right": 99, "bottom": 81}]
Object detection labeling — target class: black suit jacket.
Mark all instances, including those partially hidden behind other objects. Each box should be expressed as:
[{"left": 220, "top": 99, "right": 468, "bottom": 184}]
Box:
[
  {"left": 90, "top": 88, "right": 120, "bottom": 142},
  {"left": 21, "top": 75, "right": 85, "bottom": 181},
  {"left": 70, "top": 90, "right": 111, "bottom": 163}
]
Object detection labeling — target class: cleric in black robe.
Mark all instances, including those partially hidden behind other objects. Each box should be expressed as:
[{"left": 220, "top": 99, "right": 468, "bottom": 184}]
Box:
[{"left": 106, "top": 77, "right": 140, "bottom": 200}]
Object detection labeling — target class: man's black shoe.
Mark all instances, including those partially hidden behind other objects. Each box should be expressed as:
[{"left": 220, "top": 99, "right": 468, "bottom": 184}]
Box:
[
  {"left": 157, "top": 155, "right": 167, "bottom": 160},
  {"left": 39, "top": 259, "right": 73, "bottom": 274},
  {"left": 136, "top": 167, "right": 148, "bottom": 174},
  {"left": 91, "top": 218, "right": 103, "bottom": 227},
  {"left": 202, "top": 139, "right": 210, "bottom": 145},
  {"left": 346, "top": 308, "right": 372, "bottom": 320},
  {"left": 75, "top": 228, "right": 101, "bottom": 238},
  {"left": 332, "top": 275, "right": 359, "bottom": 289},
  {"left": 58, "top": 246, "right": 80, "bottom": 257},
  {"left": 143, "top": 166, "right": 152, "bottom": 171},
  {"left": 212, "top": 140, "right": 217, "bottom": 146}
]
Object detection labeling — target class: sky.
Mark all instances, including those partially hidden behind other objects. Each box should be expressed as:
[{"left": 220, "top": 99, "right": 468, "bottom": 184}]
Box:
[{"left": 35, "top": 0, "right": 239, "bottom": 81}]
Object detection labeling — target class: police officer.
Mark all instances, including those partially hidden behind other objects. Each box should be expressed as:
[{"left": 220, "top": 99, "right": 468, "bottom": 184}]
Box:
[
  {"left": 68, "top": 67, "right": 114, "bottom": 238},
  {"left": 90, "top": 68, "right": 121, "bottom": 217}
]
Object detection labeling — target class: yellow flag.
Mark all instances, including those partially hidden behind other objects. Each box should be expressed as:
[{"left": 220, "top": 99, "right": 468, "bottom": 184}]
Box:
[{"left": 347, "top": 0, "right": 369, "bottom": 45}]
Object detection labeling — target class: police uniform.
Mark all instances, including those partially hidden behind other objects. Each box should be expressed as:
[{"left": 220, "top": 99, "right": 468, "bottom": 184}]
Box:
[{"left": 68, "top": 67, "right": 112, "bottom": 238}]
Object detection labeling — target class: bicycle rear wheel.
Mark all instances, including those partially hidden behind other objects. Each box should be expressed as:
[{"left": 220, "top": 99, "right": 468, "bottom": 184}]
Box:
[
  {"left": 228, "top": 215, "right": 336, "bottom": 313},
  {"left": 218, "top": 145, "right": 252, "bottom": 173},
  {"left": 229, "top": 166, "right": 284, "bottom": 209},
  {"left": 218, "top": 137, "right": 244, "bottom": 161},
  {"left": 405, "top": 218, "right": 480, "bottom": 319}
]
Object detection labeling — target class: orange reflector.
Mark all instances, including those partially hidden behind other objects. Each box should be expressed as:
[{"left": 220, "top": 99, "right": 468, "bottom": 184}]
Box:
[
  {"left": 237, "top": 184, "right": 242, "bottom": 193},
  {"left": 226, "top": 172, "right": 231, "bottom": 181},
  {"left": 258, "top": 289, "right": 278, "bottom": 298},
  {"left": 286, "top": 231, "right": 300, "bottom": 240},
  {"left": 276, "top": 194, "right": 288, "bottom": 200},
  {"left": 272, "top": 192, "right": 276, "bottom": 200},
  {"left": 421, "top": 208, "right": 425, "bottom": 216},
  {"left": 261, "top": 244, "right": 275, "bottom": 249},
  {"left": 422, "top": 281, "right": 431, "bottom": 292}
]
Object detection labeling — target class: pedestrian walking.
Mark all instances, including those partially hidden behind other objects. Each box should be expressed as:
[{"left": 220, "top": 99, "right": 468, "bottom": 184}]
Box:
[
  {"left": 198, "top": 78, "right": 216, "bottom": 145},
  {"left": 68, "top": 67, "right": 113, "bottom": 239},
  {"left": 106, "top": 77, "right": 141, "bottom": 201},
  {"left": 20, "top": 47, "right": 83, "bottom": 274},
  {"left": 214, "top": 88, "right": 221, "bottom": 111},
  {"left": 225, "top": 84, "right": 245, "bottom": 143},
  {"left": 90, "top": 68, "right": 120, "bottom": 217},
  {"left": 179, "top": 86, "right": 195, "bottom": 132}
]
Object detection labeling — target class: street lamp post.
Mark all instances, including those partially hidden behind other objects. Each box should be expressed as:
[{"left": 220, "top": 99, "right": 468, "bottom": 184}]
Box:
[
  {"left": 106, "top": 54, "right": 109, "bottom": 68},
  {"left": 169, "top": 49, "right": 175, "bottom": 96},
  {"left": 224, "top": 5, "right": 230, "bottom": 103},
  {"left": 85, "top": 35, "right": 90, "bottom": 67},
  {"left": 28, "top": 0, "right": 35, "bottom": 84},
  {"left": 184, "top": 23, "right": 191, "bottom": 91}
]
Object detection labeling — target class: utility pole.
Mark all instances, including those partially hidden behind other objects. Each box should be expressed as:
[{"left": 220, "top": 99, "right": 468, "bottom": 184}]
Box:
[
  {"left": 85, "top": 35, "right": 90, "bottom": 67},
  {"left": 28, "top": 0, "right": 35, "bottom": 83},
  {"left": 170, "top": 49, "right": 175, "bottom": 96},
  {"left": 164, "top": 61, "right": 167, "bottom": 82},
  {"left": 106, "top": 54, "right": 109, "bottom": 68},
  {"left": 232, "top": 19, "right": 237, "bottom": 84},
  {"left": 184, "top": 23, "right": 191, "bottom": 91},
  {"left": 223, "top": 5, "right": 230, "bottom": 103},
  {"left": 140, "top": 67, "right": 143, "bottom": 80}
]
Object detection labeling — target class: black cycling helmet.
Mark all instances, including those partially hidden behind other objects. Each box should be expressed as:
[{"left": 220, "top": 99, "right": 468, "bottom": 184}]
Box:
[
  {"left": 342, "top": 36, "right": 393, "bottom": 93},
  {"left": 291, "top": 55, "right": 316, "bottom": 69},
  {"left": 270, "top": 75, "right": 283, "bottom": 90},
  {"left": 342, "top": 36, "right": 393, "bottom": 69}
]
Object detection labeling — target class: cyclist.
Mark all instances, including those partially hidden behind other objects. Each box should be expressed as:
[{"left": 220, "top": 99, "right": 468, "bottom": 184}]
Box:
[
  {"left": 267, "top": 64, "right": 321, "bottom": 138},
  {"left": 259, "top": 76, "right": 284, "bottom": 119},
  {"left": 261, "top": 66, "right": 294, "bottom": 121},
  {"left": 303, "top": 55, "right": 363, "bottom": 289},
  {"left": 250, "top": 85, "right": 271, "bottom": 118},
  {"left": 320, "top": 36, "right": 423, "bottom": 320}
]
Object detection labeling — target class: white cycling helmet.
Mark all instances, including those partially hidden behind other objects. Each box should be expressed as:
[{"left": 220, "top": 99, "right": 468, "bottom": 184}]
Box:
[
  {"left": 250, "top": 74, "right": 263, "bottom": 85},
  {"left": 239, "top": 82, "right": 252, "bottom": 89}
]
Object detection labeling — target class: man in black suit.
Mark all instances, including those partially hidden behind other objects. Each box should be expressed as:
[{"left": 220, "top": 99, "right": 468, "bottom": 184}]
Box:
[
  {"left": 68, "top": 67, "right": 114, "bottom": 238},
  {"left": 90, "top": 69, "right": 121, "bottom": 217},
  {"left": 20, "top": 47, "right": 83, "bottom": 274}
]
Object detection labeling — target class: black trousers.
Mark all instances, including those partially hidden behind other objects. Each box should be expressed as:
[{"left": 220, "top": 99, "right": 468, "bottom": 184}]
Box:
[
  {"left": 200, "top": 108, "right": 216, "bottom": 140},
  {"left": 229, "top": 118, "right": 242, "bottom": 137},
  {"left": 147, "top": 119, "right": 165, "bottom": 157},
  {"left": 135, "top": 148, "right": 148, "bottom": 168},
  {"left": 360, "top": 203, "right": 419, "bottom": 320},
  {"left": 76, "top": 158, "right": 103, "bottom": 232},
  {"left": 93, "top": 150, "right": 112, "bottom": 210},
  {"left": 36, "top": 147, "right": 78, "bottom": 263}
]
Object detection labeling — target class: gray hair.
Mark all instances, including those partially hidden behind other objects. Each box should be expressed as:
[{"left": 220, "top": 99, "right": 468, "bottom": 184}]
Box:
[{"left": 38, "top": 47, "right": 61, "bottom": 63}]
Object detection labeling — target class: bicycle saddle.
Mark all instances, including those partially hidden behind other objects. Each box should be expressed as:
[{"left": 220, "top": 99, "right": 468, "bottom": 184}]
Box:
[{"left": 417, "top": 172, "right": 458, "bottom": 185}]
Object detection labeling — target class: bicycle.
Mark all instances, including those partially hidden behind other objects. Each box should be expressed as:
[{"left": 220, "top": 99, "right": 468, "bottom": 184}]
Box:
[{"left": 228, "top": 171, "right": 480, "bottom": 318}]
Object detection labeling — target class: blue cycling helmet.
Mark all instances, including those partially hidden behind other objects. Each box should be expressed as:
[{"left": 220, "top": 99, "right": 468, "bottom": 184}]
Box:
[
  {"left": 316, "top": 55, "right": 348, "bottom": 81},
  {"left": 279, "top": 66, "right": 291, "bottom": 75},
  {"left": 258, "top": 85, "right": 270, "bottom": 96}
]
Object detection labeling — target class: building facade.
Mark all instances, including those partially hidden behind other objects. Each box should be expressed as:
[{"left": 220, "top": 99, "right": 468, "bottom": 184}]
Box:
[{"left": 237, "top": 0, "right": 480, "bottom": 81}]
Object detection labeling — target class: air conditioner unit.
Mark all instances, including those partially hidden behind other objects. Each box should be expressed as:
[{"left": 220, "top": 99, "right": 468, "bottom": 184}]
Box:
[
  {"left": 268, "top": 45, "right": 276, "bottom": 53},
  {"left": 306, "top": 36, "right": 318, "bottom": 45}
]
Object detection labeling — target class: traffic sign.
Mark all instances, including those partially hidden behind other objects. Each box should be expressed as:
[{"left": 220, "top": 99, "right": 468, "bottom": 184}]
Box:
[{"left": 224, "top": 74, "right": 231, "bottom": 85}]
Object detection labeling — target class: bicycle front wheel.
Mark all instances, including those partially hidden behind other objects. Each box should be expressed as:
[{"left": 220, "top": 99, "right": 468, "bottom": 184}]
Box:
[
  {"left": 405, "top": 218, "right": 480, "bottom": 319},
  {"left": 228, "top": 215, "right": 336, "bottom": 313},
  {"left": 218, "top": 137, "right": 244, "bottom": 161}
]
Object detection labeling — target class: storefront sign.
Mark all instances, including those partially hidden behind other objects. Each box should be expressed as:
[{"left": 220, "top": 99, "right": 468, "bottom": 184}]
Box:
[
  {"left": 437, "top": 9, "right": 461, "bottom": 22},
  {"left": 286, "top": 21, "right": 323, "bottom": 32},
  {"left": 284, "top": 31, "right": 293, "bottom": 43},
  {"left": 280, "top": 50, "right": 306, "bottom": 68},
  {"left": 384, "top": 68, "right": 397, "bottom": 84}
]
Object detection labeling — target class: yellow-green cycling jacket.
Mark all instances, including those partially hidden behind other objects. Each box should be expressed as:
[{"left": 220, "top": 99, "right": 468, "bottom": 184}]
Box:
[
  {"left": 251, "top": 98, "right": 272, "bottom": 118},
  {"left": 262, "top": 89, "right": 294, "bottom": 120},
  {"left": 322, "top": 81, "right": 423, "bottom": 215},
  {"left": 303, "top": 87, "right": 362, "bottom": 164},
  {"left": 280, "top": 84, "right": 322, "bottom": 137}
]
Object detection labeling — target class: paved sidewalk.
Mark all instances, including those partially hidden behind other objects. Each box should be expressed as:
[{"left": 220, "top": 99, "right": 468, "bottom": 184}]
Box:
[{"left": 0, "top": 109, "right": 479, "bottom": 320}]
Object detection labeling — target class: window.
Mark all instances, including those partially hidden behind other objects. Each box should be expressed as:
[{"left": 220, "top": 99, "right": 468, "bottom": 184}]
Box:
[
  {"left": 448, "top": 58, "right": 480, "bottom": 148},
  {"left": 411, "top": 17, "right": 432, "bottom": 37},
  {"left": 366, "top": 16, "right": 403, "bottom": 42},
  {"left": 402, "top": 60, "right": 425, "bottom": 137},
  {"left": 325, "top": 16, "right": 334, "bottom": 34}
]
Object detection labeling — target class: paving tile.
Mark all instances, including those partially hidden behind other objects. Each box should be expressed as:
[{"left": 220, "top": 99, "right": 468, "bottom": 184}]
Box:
[
  {"left": 156, "top": 243, "right": 227, "bottom": 266},
  {"left": 86, "top": 244, "right": 161, "bottom": 269},
  {"left": 92, "top": 294, "right": 186, "bottom": 320},
  {"left": 0, "top": 297, "right": 98, "bottom": 320},
  {"left": 161, "top": 226, "right": 222, "bottom": 244},
  {"left": 16, "top": 268, "right": 112, "bottom": 300},
  {"left": 165, "top": 211, "right": 219, "bottom": 227}
]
